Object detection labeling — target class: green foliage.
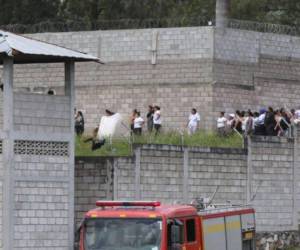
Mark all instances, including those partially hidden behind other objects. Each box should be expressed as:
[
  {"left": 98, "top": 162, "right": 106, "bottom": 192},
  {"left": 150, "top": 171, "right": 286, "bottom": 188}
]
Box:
[
  {"left": 75, "top": 131, "right": 243, "bottom": 157},
  {"left": 0, "top": 0, "right": 61, "bottom": 25},
  {"left": 0, "top": 0, "right": 299, "bottom": 28}
]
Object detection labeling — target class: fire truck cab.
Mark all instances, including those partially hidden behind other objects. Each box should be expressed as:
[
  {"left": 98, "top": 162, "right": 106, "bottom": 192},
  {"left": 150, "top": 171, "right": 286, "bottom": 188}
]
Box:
[{"left": 78, "top": 201, "right": 255, "bottom": 250}]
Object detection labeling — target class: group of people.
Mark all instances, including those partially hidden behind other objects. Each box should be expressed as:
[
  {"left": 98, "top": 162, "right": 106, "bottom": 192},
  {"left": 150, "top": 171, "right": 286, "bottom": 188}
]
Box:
[
  {"left": 75, "top": 105, "right": 300, "bottom": 143},
  {"left": 217, "top": 107, "right": 300, "bottom": 137},
  {"left": 130, "top": 105, "right": 162, "bottom": 135}
]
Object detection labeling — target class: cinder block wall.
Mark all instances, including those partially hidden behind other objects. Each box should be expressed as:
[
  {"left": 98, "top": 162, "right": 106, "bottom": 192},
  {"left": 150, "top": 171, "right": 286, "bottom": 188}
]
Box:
[
  {"left": 75, "top": 158, "right": 116, "bottom": 226},
  {"left": 11, "top": 92, "right": 72, "bottom": 249},
  {"left": 0, "top": 87, "right": 73, "bottom": 249},
  {"left": 1, "top": 27, "right": 300, "bottom": 131},
  {"left": 250, "top": 136, "right": 295, "bottom": 231},
  {"left": 74, "top": 131, "right": 300, "bottom": 232}
]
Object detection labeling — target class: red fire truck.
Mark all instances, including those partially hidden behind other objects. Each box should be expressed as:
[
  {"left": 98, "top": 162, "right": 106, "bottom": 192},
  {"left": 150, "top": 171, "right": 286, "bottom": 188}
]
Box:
[{"left": 78, "top": 201, "right": 255, "bottom": 250}]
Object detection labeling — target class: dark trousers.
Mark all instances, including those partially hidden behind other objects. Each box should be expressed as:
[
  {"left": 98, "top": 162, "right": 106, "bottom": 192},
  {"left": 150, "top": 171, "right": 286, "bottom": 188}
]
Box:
[
  {"left": 154, "top": 124, "right": 161, "bottom": 134},
  {"left": 133, "top": 128, "right": 142, "bottom": 135}
]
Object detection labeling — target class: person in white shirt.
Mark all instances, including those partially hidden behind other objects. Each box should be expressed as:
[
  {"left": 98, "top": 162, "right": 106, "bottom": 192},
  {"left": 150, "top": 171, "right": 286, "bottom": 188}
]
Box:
[
  {"left": 133, "top": 112, "right": 144, "bottom": 135},
  {"left": 153, "top": 106, "right": 162, "bottom": 134},
  {"left": 187, "top": 108, "right": 201, "bottom": 135},
  {"left": 217, "top": 112, "right": 227, "bottom": 136},
  {"left": 294, "top": 109, "right": 300, "bottom": 124}
]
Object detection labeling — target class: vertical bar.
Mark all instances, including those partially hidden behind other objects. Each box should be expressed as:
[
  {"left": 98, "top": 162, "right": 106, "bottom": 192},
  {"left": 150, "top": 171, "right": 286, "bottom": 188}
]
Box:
[
  {"left": 65, "top": 61, "right": 75, "bottom": 250},
  {"left": 246, "top": 137, "right": 252, "bottom": 204},
  {"left": 135, "top": 147, "right": 141, "bottom": 200},
  {"left": 183, "top": 148, "right": 189, "bottom": 203},
  {"left": 105, "top": 159, "right": 113, "bottom": 200},
  {"left": 113, "top": 160, "right": 118, "bottom": 200},
  {"left": 2, "top": 57, "right": 14, "bottom": 250},
  {"left": 293, "top": 125, "right": 299, "bottom": 230}
]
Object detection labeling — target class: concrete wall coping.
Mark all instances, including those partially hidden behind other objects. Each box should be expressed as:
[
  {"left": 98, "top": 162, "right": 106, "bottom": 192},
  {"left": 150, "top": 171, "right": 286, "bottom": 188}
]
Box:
[{"left": 251, "top": 136, "right": 294, "bottom": 144}]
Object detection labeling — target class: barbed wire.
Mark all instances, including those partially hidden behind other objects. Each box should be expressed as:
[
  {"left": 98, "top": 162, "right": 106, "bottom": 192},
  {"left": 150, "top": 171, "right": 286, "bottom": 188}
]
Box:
[
  {"left": 0, "top": 18, "right": 299, "bottom": 37},
  {"left": 0, "top": 17, "right": 212, "bottom": 34},
  {"left": 228, "top": 19, "right": 300, "bottom": 36}
]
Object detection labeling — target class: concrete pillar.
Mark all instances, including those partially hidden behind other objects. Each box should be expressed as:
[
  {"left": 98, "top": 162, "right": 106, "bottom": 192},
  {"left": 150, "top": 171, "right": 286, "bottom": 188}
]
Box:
[
  {"left": 246, "top": 137, "right": 252, "bottom": 204},
  {"left": 216, "top": 0, "right": 230, "bottom": 28},
  {"left": 183, "top": 148, "right": 189, "bottom": 203},
  {"left": 293, "top": 125, "right": 300, "bottom": 230},
  {"left": 2, "top": 57, "right": 14, "bottom": 250},
  {"left": 134, "top": 147, "right": 141, "bottom": 200},
  {"left": 113, "top": 160, "right": 119, "bottom": 200},
  {"left": 65, "top": 61, "right": 75, "bottom": 250}
]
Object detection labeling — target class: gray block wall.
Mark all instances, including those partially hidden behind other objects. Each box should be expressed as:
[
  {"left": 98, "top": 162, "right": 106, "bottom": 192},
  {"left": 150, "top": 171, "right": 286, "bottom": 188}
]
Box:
[
  {"left": 75, "top": 158, "right": 114, "bottom": 226},
  {"left": 10, "top": 92, "right": 72, "bottom": 250},
  {"left": 1, "top": 26, "right": 299, "bottom": 132},
  {"left": 249, "top": 136, "right": 295, "bottom": 231},
  {"left": 0, "top": 58, "right": 75, "bottom": 250},
  {"left": 74, "top": 130, "right": 300, "bottom": 232}
]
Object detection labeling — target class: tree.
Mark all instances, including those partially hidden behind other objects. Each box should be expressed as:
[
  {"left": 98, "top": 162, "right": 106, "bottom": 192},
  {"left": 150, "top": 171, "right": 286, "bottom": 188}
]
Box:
[{"left": 0, "top": 0, "right": 61, "bottom": 25}]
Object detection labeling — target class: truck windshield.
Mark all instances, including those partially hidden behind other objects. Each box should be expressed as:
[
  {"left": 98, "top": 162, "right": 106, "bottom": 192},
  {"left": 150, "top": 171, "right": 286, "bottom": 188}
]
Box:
[{"left": 84, "top": 218, "right": 162, "bottom": 250}]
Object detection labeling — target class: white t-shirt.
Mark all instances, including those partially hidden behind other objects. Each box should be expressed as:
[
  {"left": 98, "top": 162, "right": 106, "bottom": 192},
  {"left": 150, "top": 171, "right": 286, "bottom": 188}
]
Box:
[
  {"left": 257, "top": 113, "right": 265, "bottom": 125},
  {"left": 295, "top": 110, "right": 300, "bottom": 119},
  {"left": 242, "top": 117, "right": 247, "bottom": 131},
  {"left": 217, "top": 117, "right": 227, "bottom": 128},
  {"left": 153, "top": 110, "right": 162, "bottom": 125},
  {"left": 188, "top": 113, "right": 201, "bottom": 127},
  {"left": 134, "top": 117, "right": 144, "bottom": 129}
]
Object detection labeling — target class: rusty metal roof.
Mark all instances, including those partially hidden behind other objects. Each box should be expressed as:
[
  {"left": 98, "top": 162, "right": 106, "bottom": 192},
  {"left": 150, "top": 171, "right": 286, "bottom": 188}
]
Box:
[{"left": 0, "top": 30, "right": 102, "bottom": 64}]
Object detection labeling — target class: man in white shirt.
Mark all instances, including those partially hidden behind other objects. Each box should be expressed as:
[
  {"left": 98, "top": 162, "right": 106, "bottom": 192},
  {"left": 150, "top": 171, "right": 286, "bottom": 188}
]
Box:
[
  {"left": 294, "top": 109, "right": 300, "bottom": 124},
  {"left": 153, "top": 106, "right": 162, "bottom": 134},
  {"left": 187, "top": 108, "right": 201, "bottom": 135},
  {"left": 217, "top": 112, "right": 227, "bottom": 136},
  {"left": 133, "top": 112, "right": 144, "bottom": 135}
]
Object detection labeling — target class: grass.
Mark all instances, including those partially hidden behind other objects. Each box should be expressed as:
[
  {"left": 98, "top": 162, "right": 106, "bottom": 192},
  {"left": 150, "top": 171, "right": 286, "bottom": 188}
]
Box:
[{"left": 75, "top": 130, "right": 244, "bottom": 157}]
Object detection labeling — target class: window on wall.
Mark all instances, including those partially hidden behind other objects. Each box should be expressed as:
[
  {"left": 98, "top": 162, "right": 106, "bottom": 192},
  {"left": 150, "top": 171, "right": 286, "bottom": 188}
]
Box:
[{"left": 186, "top": 219, "right": 196, "bottom": 242}]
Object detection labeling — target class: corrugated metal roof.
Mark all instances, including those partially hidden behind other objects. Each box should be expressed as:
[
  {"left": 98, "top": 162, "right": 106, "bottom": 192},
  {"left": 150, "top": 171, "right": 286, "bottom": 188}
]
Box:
[{"left": 0, "top": 30, "right": 102, "bottom": 64}]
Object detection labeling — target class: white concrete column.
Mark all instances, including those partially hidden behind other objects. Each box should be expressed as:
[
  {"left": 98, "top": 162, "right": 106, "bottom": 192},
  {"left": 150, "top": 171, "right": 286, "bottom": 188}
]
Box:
[
  {"left": 65, "top": 61, "right": 75, "bottom": 250},
  {"left": 246, "top": 137, "right": 252, "bottom": 204},
  {"left": 2, "top": 57, "right": 14, "bottom": 250},
  {"left": 135, "top": 147, "right": 141, "bottom": 200},
  {"left": 183, "top": 148, "right": 189, "bottom": 203},
  {"left": 216, "top": 0, "right": 230, "bottom": 28},
  {"left": 293, "top": 126, "right": 300, "bottom": 230}
]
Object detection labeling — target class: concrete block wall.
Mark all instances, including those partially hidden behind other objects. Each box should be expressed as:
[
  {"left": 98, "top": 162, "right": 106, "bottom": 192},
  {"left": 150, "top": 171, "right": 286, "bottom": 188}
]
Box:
[
  {"left": 0, "top": 92, "right": 3, "bottom": 129},
  {"left": 0, "top": 158, "right": 3, "bottom": 250},
  {"left": 138, "top": 146, "right": 184, "bottom": 202},
  {"left": 250, "top": 136, "right": 295, "bottom": 231},
  {"left": 1, "top": 27, "right": 300, "bottom": 132},
  {"left": 188, "top": 148, "right": 247, "bottom": 203},
  {"left": 212, "top": 28, "right": 300, "bottom": 90},
  {"left": 0, "top": 58, "right": 75, "bottom": 249},
  {"left": 12, "top": 154, "right": 71, "bottom": 249},
  {"left": 212, "top": 75, "right": 300, "bottom": 119},
  {"left": 13, "top": 93, "right": 70, "bottom": 133},
  {"left": 212, "top": 28, "right": 300, "bottom": 118},
  {"left": 76, "top": 83, "right": 214, "bottom": 133},
  {"left": 74, "top": 130, "right": 300, "bottom": 232},
  {"left": 114, "top": 157, "right": 136, "bottom": 200},
  {"left": 294, "top": 126, "right": 300, "bottom": 226},
  {"left": 75, "top": 158, "right": 113, "bottom": 226},
  {"left": 1, "top": 28, "right": 216, "bottom": 132}
]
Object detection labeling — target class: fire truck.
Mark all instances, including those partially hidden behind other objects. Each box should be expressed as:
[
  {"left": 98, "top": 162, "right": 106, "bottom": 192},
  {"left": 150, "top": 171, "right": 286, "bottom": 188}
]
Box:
[{"left": 77, "top": 200, "right": 255, "bottom": 250}]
